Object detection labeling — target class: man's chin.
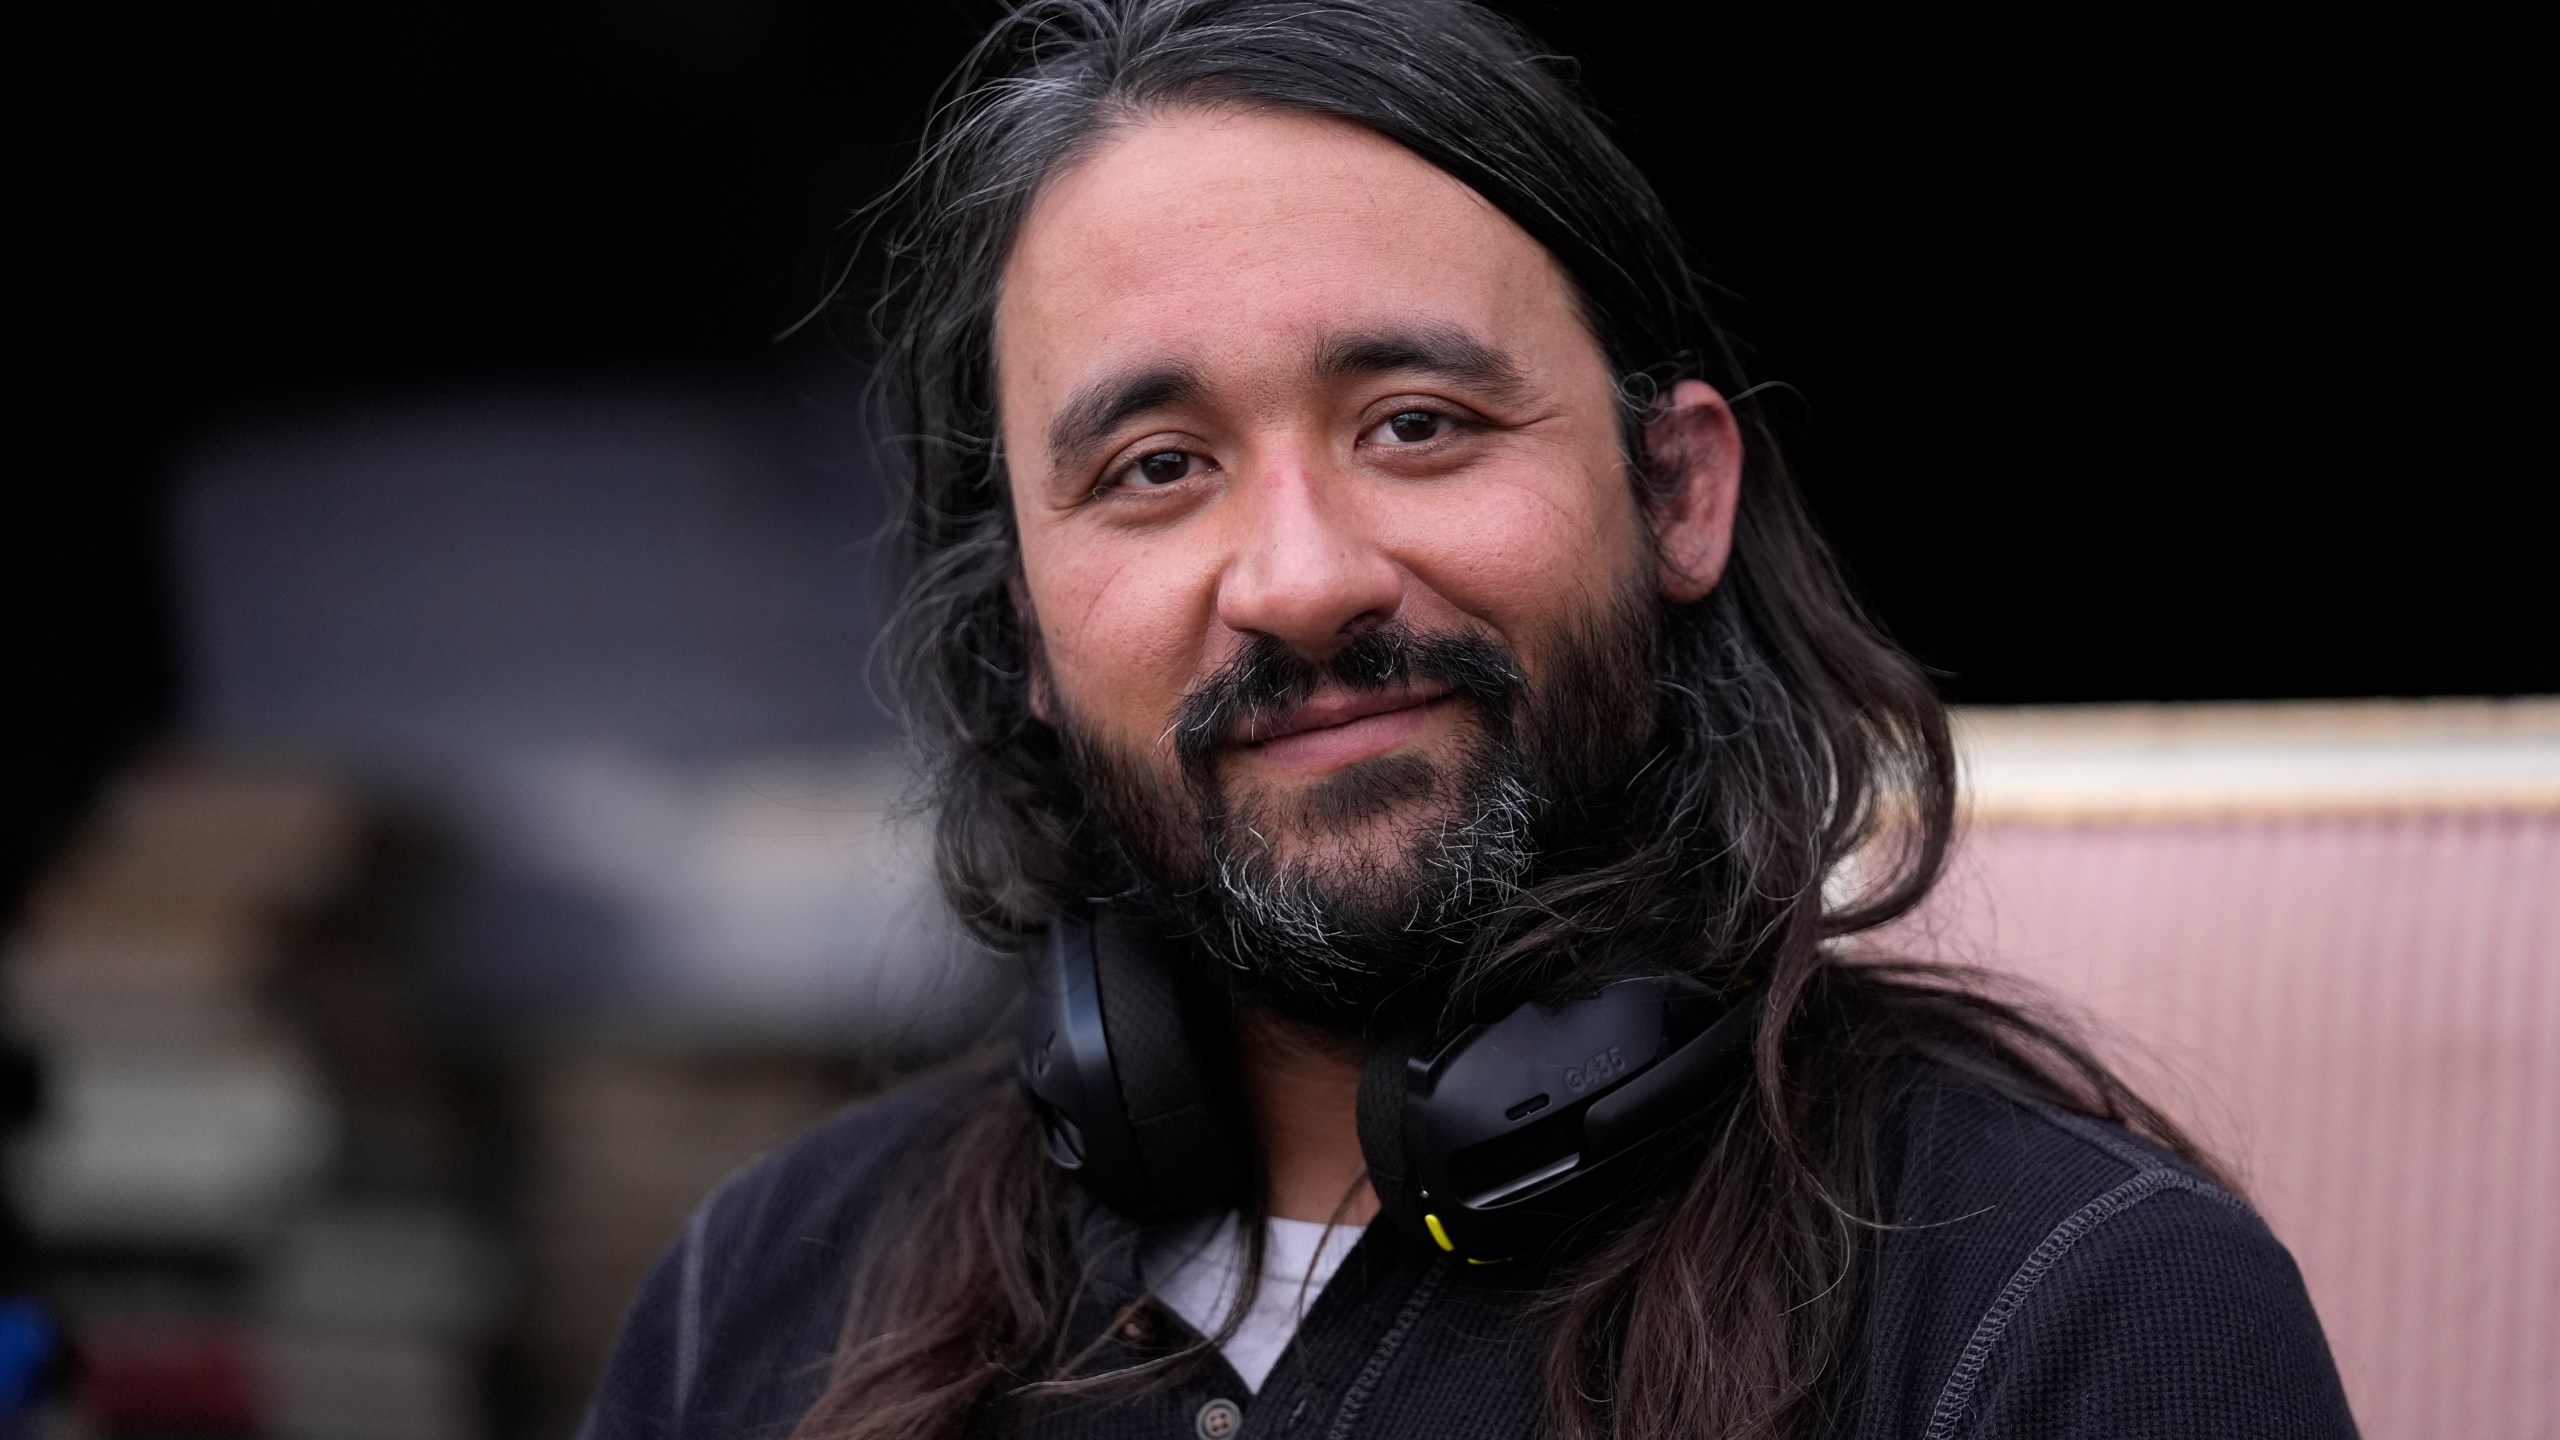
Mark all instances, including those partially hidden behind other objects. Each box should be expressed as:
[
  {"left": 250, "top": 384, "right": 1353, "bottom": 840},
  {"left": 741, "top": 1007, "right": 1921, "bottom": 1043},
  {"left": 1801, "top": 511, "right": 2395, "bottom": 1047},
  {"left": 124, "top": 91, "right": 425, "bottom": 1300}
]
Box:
[
  {"left": 1213, "top": 797, "right": 1470, "bottom": 909},
  {"left": 1279, "top": 827, "right": 1422, "bottom": 870}
]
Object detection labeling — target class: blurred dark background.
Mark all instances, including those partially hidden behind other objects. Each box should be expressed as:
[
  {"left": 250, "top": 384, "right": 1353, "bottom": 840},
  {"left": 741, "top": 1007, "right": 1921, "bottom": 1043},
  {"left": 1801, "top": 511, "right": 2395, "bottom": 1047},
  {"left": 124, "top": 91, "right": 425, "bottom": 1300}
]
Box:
[
  {"left": 12, "top": 1, "right": 2551, "bottom": 913},
  {"left": 16, "top": 1, "right": 2551, "bottom": 920},
  {"left": 2, "top": 3, "right": 2549, "bottom": 1432}
]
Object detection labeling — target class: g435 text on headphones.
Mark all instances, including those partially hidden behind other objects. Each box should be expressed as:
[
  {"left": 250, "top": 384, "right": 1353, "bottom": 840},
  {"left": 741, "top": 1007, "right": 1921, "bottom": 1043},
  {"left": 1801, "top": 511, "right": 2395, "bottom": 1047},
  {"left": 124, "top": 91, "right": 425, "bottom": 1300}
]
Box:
[{"left": 1018, "top": 908, "right": 1763, "bottom": 1262}]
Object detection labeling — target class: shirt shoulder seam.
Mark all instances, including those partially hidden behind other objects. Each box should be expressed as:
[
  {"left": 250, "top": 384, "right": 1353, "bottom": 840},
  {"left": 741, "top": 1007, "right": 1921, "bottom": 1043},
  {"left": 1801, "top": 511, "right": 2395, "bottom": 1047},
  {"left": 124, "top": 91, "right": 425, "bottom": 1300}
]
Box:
[
  {"left": 672, "top": 1202, "right": 710, "bottom": 1428},
  {"left": 1919, "top": 1162, "right": 2241, "bottom": 1440},
  {"left": 658, "top": 1074, "right": 969, "bottom": 1430}
]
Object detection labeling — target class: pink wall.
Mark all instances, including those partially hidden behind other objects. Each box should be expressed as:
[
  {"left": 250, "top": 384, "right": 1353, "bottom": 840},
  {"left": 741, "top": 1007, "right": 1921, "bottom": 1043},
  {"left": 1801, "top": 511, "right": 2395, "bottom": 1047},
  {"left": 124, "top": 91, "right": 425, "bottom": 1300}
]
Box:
[{"left": 1889, "top": 812, "right": 2559, "bottom": 1437}]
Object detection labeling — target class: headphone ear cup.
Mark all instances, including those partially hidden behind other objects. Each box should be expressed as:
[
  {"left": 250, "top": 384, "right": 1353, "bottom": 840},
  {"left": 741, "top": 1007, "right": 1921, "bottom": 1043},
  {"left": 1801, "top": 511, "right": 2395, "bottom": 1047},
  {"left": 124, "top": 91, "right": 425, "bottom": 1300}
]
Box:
[
  {"left": 1356, "top": 1032, "right": 1428, "bottom": 1245},
  {"left": 1087, "top": 910, "right": 1244, "bottom": 1218}
]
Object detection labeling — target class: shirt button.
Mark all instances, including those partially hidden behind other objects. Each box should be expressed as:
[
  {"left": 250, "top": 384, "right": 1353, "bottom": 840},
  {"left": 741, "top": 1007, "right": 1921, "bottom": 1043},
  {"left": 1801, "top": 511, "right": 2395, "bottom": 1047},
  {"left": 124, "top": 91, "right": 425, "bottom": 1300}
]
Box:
[{"left": 1195, "top": 1396, "right": 1243, "bottom": 1439}]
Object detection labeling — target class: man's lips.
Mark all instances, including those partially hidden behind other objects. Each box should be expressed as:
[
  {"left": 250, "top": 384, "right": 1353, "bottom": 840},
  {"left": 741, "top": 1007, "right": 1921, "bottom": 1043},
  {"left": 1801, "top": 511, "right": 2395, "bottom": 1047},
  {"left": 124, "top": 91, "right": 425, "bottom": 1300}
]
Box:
[
  {"left": 1240, "top": 682, "right": 1452, "bottom": 744},
  {"left": 1235, "top": 683, "right": 1454, "bottom": 773}
]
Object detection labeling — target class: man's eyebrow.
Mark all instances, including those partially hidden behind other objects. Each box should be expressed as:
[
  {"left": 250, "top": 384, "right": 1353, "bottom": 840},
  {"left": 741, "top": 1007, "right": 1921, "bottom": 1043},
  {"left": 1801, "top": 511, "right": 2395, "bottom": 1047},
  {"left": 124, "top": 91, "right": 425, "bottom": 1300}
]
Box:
[
  {"left": 1317, "top": 325, "right": 1532, "bottom": 404},
  {"left": 1045, "top": 364, "right": 1204, "bottom": 482}
]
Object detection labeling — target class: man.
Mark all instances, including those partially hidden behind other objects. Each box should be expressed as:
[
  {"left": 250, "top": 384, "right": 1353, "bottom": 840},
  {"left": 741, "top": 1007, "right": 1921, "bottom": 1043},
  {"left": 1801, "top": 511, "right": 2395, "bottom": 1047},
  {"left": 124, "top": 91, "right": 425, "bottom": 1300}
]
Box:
[{"left": 583, "top": 2, "right": 2356, "bottom": 1436}]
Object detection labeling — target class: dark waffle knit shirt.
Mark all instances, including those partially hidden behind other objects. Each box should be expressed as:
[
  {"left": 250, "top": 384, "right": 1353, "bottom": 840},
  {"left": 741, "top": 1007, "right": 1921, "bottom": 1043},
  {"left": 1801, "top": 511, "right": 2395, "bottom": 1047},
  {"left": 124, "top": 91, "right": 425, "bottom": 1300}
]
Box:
[{"left": 580, "top": 1064, "right": 2357, "bottom": 1439}]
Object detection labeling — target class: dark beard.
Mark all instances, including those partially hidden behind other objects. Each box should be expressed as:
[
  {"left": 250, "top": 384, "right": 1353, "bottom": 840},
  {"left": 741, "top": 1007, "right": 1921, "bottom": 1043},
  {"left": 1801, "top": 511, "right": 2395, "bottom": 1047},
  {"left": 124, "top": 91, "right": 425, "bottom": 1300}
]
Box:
[{"left": 1052, "top": 583, "right": 1662, "bottom": 1033}]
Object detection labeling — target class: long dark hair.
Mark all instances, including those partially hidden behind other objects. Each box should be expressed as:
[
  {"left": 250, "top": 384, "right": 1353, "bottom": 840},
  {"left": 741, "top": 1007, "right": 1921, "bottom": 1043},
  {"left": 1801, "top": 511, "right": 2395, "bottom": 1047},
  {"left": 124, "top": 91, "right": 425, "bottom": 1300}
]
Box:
[{"left": 794, "top": 3, "right": 2216, "bottom": 1436}]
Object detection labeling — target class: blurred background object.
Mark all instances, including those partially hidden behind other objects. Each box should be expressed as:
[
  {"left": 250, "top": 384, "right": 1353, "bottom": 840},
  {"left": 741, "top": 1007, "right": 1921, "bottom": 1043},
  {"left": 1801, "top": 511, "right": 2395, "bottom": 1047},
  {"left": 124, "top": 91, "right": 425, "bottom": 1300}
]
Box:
[
  {"left": 7, "top": 1, "right": 2549, "bottom": 1436},
  {"left": 167, "top": 381, "right": 987, "bottom": 1055},
  {"left": 6, "top": 756, "right": 493, "bottom": 1439},
  {"left": 1880, "top": 700, "right": 2560, "bottom": 1440}
]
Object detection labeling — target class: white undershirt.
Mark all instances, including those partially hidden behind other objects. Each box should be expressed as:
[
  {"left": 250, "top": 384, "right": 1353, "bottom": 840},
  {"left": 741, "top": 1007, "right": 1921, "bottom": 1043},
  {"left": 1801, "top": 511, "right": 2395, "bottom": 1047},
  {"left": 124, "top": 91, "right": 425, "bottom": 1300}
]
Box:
[{"left": 1139, "top": 1212, "right": 1359, "bottom": 1391}]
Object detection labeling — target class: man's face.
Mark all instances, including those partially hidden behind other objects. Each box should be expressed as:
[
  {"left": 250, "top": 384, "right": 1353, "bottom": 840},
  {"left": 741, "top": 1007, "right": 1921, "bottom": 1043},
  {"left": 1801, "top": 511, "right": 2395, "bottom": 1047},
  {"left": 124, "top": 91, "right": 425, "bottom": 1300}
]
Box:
[{"left": 995, "top": 107, "right": 1694, "bottom": 1011}]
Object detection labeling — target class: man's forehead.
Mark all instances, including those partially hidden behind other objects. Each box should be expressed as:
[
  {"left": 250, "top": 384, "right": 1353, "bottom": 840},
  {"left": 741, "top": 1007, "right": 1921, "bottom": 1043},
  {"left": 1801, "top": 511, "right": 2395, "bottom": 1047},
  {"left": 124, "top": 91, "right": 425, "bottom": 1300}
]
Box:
[
  {"left": 994, "top": 108, "right": 1582, "bottom": 410},
  {"left": 1010, "top": 106, "right": 1497, "bottom": 265}
]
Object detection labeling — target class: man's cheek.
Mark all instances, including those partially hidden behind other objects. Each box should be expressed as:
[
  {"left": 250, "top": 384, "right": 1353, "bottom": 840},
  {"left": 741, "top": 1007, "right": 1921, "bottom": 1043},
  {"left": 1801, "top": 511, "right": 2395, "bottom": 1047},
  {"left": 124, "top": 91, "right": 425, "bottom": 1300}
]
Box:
[
  {"left": 1035, "top": 567, "right": 1207, "bottom": 749},
  {"left": 1040, "top": 628, "right": 1165, "bottom": 755},
  {"left": 1394, "top": 476, "right": 1630, "bottom": 618}
]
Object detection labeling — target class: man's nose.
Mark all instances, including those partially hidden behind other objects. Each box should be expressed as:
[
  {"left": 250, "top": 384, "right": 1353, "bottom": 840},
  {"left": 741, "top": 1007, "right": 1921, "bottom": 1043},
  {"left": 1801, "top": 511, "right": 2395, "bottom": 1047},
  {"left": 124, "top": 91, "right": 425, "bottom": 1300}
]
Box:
[{"left": 1212, "top": 456, "right": 1402, "bottom": 659}]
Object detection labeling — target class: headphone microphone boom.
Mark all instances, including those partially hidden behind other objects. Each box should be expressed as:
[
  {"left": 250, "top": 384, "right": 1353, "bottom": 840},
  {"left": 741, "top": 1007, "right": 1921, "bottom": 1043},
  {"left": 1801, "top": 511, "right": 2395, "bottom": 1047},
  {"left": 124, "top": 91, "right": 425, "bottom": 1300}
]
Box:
[{"left": 1019, "top": 908, "right": 1761, "bottom": 1262}]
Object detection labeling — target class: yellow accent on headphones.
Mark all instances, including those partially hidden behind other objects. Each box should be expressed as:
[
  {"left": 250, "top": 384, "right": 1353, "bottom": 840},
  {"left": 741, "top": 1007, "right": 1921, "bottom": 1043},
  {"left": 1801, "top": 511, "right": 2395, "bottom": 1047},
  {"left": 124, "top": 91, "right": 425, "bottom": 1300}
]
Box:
[{"left": 1423, "top": 1213, "right": 1456, "bottom": 1252}]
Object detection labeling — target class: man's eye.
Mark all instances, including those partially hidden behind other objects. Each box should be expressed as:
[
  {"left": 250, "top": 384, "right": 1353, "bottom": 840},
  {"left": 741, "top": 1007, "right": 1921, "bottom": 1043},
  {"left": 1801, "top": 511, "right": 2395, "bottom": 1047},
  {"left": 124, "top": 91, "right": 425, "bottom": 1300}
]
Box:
[
  {"left": 1380, "top": 410, "right": 1444, "bottom": 443},
  {"left": 1127, "top": 450, "right": 1199, "bottom": 487}
]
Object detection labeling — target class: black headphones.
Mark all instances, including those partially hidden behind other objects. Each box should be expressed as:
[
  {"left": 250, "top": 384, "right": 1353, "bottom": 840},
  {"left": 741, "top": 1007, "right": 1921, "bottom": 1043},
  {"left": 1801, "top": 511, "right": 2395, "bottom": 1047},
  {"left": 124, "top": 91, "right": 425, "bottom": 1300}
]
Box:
[{"left": 1018, "top": 907, "right": 1762, "bottom": 1262}]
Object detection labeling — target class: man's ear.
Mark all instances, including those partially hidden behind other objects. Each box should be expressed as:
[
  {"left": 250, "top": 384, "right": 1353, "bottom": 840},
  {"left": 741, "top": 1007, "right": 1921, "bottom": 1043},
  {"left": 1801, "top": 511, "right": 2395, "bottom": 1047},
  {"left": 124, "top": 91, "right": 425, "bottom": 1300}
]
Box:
[
  {"left": 1644, "top": 378, "right": 1744, "bottom": 604},
  {"left": 1028, "top": 662, "right": 1057, "bottom": 726},
  {"left": 1009, "top": 573, "right": 1058, "bottom": 725}
]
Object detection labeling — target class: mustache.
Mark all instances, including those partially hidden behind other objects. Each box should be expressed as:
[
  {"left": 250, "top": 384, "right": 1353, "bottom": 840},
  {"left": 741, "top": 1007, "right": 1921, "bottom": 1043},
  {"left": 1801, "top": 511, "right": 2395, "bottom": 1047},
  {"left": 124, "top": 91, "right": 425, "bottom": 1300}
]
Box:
[{"left": 1170, "top": 623, "right": 1525, "bottom": 772}]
